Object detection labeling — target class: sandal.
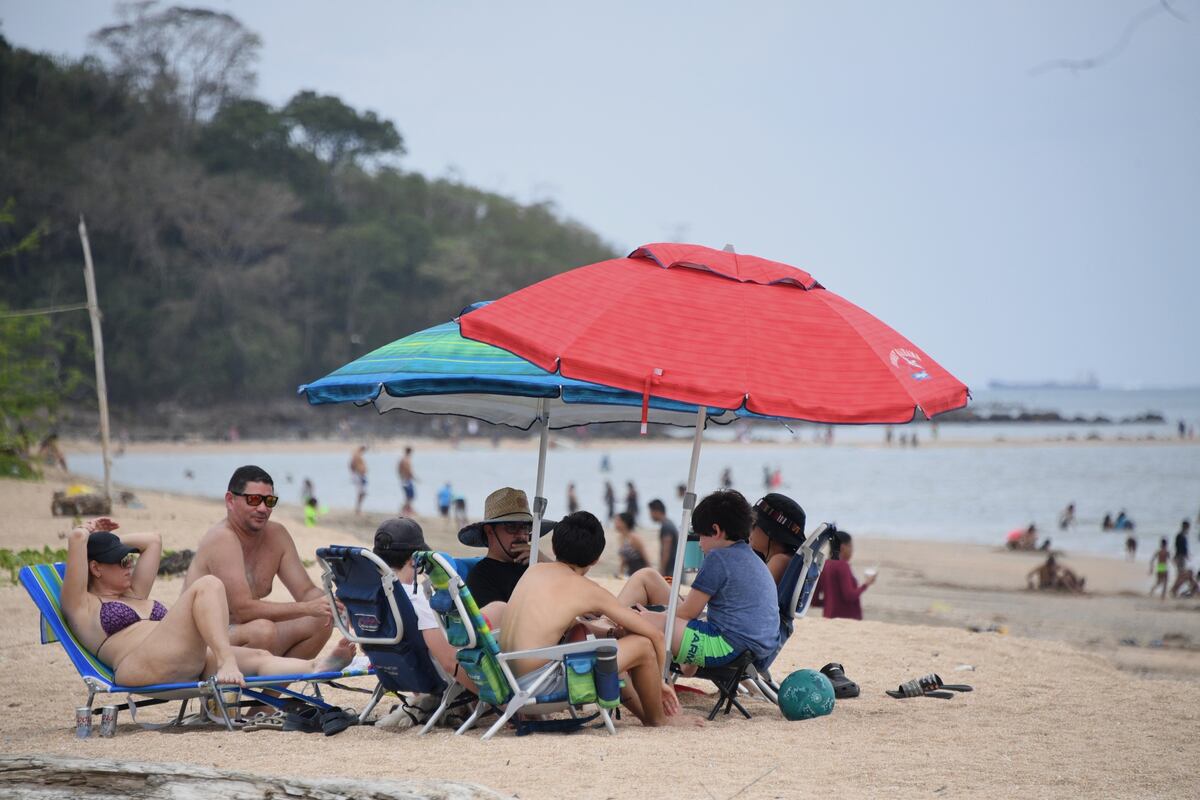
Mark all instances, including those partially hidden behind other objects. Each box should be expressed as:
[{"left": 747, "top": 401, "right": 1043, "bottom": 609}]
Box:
[
  {"left": 242, "top": 711, "right": 286, "bottom": 731},
  {"left": 282, "top": 706, "right": 323, "bottom": 733},
  {"left": 321, "top": 706, "right": 360, "bottom": 736},
  {"left": 819, "top": 663, "right": 860, "bottom": 699},
  {"left": 886, "top": 673, "right": 973, "bottom": 700}
]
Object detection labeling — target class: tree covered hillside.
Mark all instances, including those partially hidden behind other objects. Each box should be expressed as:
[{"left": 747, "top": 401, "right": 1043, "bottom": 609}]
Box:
[{"left": 0, "top": 4, "right": 615, "bottom": 417}]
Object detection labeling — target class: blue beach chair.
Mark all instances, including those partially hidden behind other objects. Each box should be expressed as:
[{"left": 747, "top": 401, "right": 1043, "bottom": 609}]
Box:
[
  {"left": 415, "top": 551, "right": 622, "bottom": 740},
  {"left": 19, "top": 562, "right": 373, "bottom": 731},
  {"left": 317, "top": 545, "right": 472, "bottom": 732}
]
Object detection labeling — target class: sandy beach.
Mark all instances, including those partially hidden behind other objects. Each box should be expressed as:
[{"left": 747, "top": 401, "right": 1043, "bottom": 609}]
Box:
[{"left": 2, "top": 471, "right": 1198, "bottom": 799}]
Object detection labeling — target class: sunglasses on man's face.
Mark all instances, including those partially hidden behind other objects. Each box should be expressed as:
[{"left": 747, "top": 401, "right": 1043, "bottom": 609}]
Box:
[
  {"left": 232, "top": 491, "right": 279, "bottom": 508},
  {"left": 495, "top": 522, "right": 533, "bottom": 536}
]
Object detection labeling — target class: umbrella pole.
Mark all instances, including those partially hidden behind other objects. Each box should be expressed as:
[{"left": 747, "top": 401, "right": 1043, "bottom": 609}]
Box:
[
  {"left": 530, "top": 399, "right": 551, "bottom": 558},
  {"left": 662, "top": 406, "right": 706, "bottom": 680}
]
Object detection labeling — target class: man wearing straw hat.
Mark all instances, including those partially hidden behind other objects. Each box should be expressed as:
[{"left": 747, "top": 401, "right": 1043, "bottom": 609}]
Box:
[{"left": 459, "top": 487, "right": 548, "bottom": 607}]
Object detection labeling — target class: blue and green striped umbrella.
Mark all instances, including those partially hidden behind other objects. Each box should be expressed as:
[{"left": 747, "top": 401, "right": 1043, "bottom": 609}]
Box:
[{"left": 299, "top": 304, "right": 734, "bottom": 430}]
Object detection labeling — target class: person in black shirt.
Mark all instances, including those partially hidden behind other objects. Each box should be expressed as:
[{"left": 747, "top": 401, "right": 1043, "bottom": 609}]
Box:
[
  {"left": 1171, "top": 519, "right": 1193, "bottom": 598},
  {"left": 648, "top": 499, "right": 678, "bottom": 577},
  {"left": 459, "top": 487, "right": 546, "bottom": 607}
]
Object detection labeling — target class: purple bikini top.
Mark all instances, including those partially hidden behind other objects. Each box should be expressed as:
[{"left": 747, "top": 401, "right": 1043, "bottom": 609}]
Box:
[{"left": 99, "top": 599, "right": 167, "bottom": 637}]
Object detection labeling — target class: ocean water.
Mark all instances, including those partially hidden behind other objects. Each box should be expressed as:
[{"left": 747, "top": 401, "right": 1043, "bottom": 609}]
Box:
[{"left": 70, "top": 438, "right": 1198, "bottom": 562}]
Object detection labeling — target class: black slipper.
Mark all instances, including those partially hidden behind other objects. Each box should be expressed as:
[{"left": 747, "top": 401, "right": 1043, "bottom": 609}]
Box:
[
  {"left": 820, "top": 662, "right": 860, "bottom": 699},
  {"left": 321, "top": 706, "right": 359, "bottom": 736},
  {"left": 282, "top": 706, "right": 322, "bottom": 733}
]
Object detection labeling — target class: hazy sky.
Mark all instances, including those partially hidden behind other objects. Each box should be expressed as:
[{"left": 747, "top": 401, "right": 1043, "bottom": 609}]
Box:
[{"left": 3, "top": 1, "right": 1197, "bottom": 388}]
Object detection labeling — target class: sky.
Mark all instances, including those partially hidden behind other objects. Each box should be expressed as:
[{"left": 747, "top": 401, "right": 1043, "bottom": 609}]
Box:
[{"left": 3, "top": 0, "right": 1197, "bottom": 389}]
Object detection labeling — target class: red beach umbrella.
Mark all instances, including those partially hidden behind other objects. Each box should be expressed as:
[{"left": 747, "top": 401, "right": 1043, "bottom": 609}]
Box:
[
  {"left": 461, "top": 242, "right": 969, "bottom": 676},
  {"left": 460, "top": 242, "right": 967, "bottom": 425}
]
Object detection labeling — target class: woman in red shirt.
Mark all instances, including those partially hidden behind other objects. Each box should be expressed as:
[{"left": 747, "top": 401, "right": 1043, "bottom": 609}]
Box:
[{"left": 814, "top": 530, "right": 875, "bottom": 620}]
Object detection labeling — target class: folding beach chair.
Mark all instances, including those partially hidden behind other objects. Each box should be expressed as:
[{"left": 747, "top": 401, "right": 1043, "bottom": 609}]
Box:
[
  {"left": 317, "top": 545, "right": 475, "bottom": 732},
  {"left": 683, "top": 523, "right": 837, "bottom": 718},
  {"left": 19, "top": 563, "right": 372, "bottom": 731},
  {"left": 414, "top": 551, "right": 622, "bottom": 740}
]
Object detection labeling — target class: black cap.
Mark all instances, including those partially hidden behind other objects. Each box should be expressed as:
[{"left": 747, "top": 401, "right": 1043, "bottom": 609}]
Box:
[
  {"left": 87, "top": 532, "right": 138, "bottom": 564},
  {"left": 373, "top": 518, "right": 428, "bottom": 554},
  {"left": 753, "top": 493, "right": 806, "bottom": 550}
]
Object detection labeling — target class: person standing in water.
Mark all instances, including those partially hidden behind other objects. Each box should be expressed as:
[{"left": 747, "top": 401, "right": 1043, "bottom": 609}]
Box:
[{"left": 349, "top": 445, "right": 368, "bottom": 516}]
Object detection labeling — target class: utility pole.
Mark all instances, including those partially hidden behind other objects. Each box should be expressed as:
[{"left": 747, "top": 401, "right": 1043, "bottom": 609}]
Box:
[{"left": 78, "top": 216, "right": 112, "bottom": 502}]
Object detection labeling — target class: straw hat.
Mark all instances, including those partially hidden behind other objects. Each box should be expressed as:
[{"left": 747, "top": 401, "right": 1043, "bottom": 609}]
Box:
[{"left": 457, "top": 487, "right": 535, "bottom": 547}]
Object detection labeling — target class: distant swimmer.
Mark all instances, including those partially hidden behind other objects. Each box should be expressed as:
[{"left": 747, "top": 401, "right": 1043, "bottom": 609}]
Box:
[
  {"left": 350, "top": 445, "right": 368, "bottom": 515},
  {"left": 1058, "top": 502, "right": 1076, "bottom": 530}
]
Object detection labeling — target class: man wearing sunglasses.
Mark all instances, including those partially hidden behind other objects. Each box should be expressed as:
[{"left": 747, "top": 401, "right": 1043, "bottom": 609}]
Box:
[
  {"left": 183, "top": 465, "right": 333, "bottom": 658},
  {"left": 458, "top": 487, "right": 549, "bottom": 608}
]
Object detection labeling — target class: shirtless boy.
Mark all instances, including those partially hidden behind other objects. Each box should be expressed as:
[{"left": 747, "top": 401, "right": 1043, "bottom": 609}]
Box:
[
  {"left": 500, "top": 511, "right": 691, "bottom": 727},
  {"left": 183, "top": 465, "right": 333, "bottom": 658}
]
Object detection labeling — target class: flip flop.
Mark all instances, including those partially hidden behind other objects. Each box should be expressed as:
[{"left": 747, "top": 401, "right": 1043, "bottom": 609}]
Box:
[
  {"left": 819, "top": 662, "right": 860, "bottom": 699},
  {"left": 242, "top": 711, "right": 286, "bottom": 731},
  {"left": 886, "top": 673, "right": 973, "bottom": 700},
  {"left": 321, "top": 706, "right": 360, "bottom": 736},
  {"left": 282, "top": 706, "right": 323, "bottom": 733}
]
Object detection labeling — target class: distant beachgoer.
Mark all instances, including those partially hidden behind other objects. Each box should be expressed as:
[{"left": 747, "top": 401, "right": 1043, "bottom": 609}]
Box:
[
  {"left": 624, "top": 481, "right": 639, "bottom": 523},
  {"left": 762, "top": 465, "right": 772, "bottom": 492},
  {"left": 62, "top": 517, "right": 353, "bottom": 690},
  {"left": 1058, "top": 503, "right": 1076, "bottom": 530},
  {"left": 1170, "top": 520, "right": 1192, "bottom": 597},
  {"left": 1026, "top": 554, "right": 1084, "bottom": 593},
  {"left": 600, "top": 454, "right": 611, "bottom": 473},
  {"left": 720, "top": 467, "right": 733, "bottom": 490},
  {"left": 1115, "top": 510, "right": 1134, "bottom": 531},
  {"left": 603, "top": 481, "right": 616, "bottom": 521},
  {"left": 350, "top": 445, "right": 368, "bottom": 515},
  {"left": 567, "top": 482, "right": 580, "bottom": 515},
  {"left": 437, "top": 482, "right": 453, "bottom": 519},
  {"left": 648, "top": 499, "right": 678, "bottom": 577},
  {"left": 1102, "top": 513, "right": 1114, "bottom": 531},
  {"left": 769, "top": 467, "right": 783, "bottom": 490},
  {"left": 300, "top": 478, "right": 315, "bottom": 504},
  {"left": 398, "top": 446, "right": 416, "bottom": 515},
  {"left": 614, "top": 512, "right": 650, "bottom": 577},
  {"left": 452, "top": 495, "right": 468, "bottom": 527},
  {"left": 1005, "top": 524, "right": 1038, "bottom": 551},
  {"left": 1150, "top": 538, "right": 1170, "bottom": 600},
  {"left": 884, "top": 426, "right": 894, "bottom": 446},
  {"left": 37, "top": 433, "right": 67, "bottom": 470},
  {"left": 813, "top": 530, "right": 874, "bottom": 620},
  {"left": 304, "top": 497, "right": 319, "bottom": 527},
  {"left": 1125, "top": 534, "right": 1137, "bottom": 560}
]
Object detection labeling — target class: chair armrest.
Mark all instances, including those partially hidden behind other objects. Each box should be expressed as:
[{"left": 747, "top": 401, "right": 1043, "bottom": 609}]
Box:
[{"left": 496, "top": 638, "right": 619, "bottom": 663}]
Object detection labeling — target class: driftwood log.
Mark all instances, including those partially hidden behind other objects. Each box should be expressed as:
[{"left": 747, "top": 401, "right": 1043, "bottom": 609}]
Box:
[{"left": 0, "top": 755, "right": 512, "bottom": 800}]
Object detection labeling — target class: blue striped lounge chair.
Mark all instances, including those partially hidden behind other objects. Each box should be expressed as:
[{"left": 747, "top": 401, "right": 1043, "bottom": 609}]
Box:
[{"left": 19, "top": 562, "right": 372, "bottom": 731}]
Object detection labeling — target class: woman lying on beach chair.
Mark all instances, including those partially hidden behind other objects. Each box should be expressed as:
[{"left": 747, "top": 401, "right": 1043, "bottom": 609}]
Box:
[{"left": 63, "top": 517, "right": 355, "bottom": 689}]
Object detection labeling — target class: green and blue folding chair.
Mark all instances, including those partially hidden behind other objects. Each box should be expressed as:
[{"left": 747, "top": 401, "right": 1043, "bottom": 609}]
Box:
[
  {"left": 414, "top": 551, "right": 622, "bottom": 740},
  {"left": 20, "top": 562, "right": 372, "bottom": 731}
]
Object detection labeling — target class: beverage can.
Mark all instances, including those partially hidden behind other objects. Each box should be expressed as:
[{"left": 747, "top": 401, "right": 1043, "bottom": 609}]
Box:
[
  {"left": 99, "top": 705, "right": 118, "bottom": 738},
  {"left": 75, "top": 707, "right": 92, "bottom": 739}
]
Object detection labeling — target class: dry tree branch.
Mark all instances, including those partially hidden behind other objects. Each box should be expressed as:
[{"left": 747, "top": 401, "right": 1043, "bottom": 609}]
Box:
[{"left": 1030, "top": 0, "right": 1189, "bottom": 76}]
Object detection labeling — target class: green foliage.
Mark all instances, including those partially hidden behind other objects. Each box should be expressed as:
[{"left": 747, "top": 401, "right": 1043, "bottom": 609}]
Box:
[
  {"left": 0, "top": 11, "right": 616, "bottom": 414},
  {"left": 0, "top": 545, "right": 69, "bottom": 584}
]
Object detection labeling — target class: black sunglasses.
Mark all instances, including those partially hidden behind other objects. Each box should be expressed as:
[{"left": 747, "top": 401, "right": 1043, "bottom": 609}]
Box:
[{"left": 233, "top": 491, "right": 279, "bottom": 508}]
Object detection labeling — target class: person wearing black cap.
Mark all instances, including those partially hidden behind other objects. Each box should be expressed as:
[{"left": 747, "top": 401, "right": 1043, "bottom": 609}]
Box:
[
  {"left": 749, "top": 493, "right": 807, "bottom": 584},
  {"left": 61, "top": 517, "right": 355, "bottom": 688},
  {"left": 371, "top": 518, "right": 483, "bottom": 697}
]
